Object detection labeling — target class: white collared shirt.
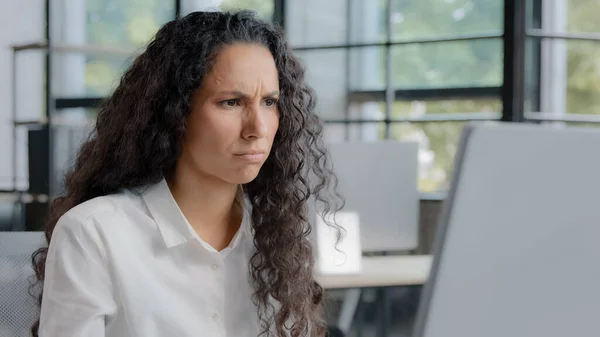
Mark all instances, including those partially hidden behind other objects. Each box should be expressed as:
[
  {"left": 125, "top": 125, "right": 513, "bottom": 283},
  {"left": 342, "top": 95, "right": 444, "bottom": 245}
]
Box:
[{"left": 39, "top": 178, "right": 261, "bottom": 337}]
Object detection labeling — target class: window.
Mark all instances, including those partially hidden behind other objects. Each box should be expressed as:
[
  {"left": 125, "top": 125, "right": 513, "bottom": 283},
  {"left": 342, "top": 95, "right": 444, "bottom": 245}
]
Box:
[
  {"left": 50, "top": 0, "right": 176, "bottom": 98},
  {"left": 287, "top": 0, "right": 504, "bottom": 192},
  {"left": 390, "top": 39, "right": 503, "bottom": 89},
  {"left": 218, "top": 0, "right": 274, "bottom": 21},
  {"left": 390, "top": 0, "right": 504, "bottom": 40},
  {"left": 42, "top": 0, "right": 595, "bottom": 196},
  {"left": 389, "top": 98, "right": 501, "bottom": 190},
  {"left": 181, "top": 0, "right": 274, "bottom": 21},
  {"left": 85, "top": 0, "right": 175, "bottom": 48},
  {"left": 528, "top": 0, "right": 600, "bottom": 121},
  {"left": 52, "top": 0, "right": 277, "bottom": 99}
]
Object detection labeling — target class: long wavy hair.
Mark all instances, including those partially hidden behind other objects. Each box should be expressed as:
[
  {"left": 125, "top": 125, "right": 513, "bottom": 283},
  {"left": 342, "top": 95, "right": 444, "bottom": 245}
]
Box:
[{"left": 31, "top": 10, "right": 343, "bottom": 337}]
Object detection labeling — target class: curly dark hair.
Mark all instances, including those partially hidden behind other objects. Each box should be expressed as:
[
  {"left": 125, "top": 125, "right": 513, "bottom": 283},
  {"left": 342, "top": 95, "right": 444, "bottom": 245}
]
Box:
[{"left": 31, "top": 10, "right": 343, "bottom": 337}]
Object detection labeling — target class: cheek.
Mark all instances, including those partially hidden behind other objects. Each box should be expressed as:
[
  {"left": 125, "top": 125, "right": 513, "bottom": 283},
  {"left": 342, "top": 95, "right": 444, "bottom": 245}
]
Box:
[
  {"left": 269, "top": 111, "right": 280, "bottom": 138},
  {"left": 186, "top": 110, "right": 237, "bottom": 151}
]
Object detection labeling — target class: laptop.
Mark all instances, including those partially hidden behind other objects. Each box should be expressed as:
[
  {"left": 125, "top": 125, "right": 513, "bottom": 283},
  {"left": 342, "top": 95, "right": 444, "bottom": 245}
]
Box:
[{"left": 413, "top": 122, "right": 600, "bottom": 337}]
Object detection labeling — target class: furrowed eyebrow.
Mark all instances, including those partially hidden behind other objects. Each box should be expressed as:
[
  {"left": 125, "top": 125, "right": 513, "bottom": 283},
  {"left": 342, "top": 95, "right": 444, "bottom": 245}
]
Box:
[{"left": 217, "top": 90, "right": 280, "bottom": 98}]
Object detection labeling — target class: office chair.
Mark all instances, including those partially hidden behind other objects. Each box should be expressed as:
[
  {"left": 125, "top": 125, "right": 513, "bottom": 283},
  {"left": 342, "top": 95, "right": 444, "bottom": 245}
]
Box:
[
  {"left": 0, "top": 232, "right": 44, "bottom": 337},
  {"left": 0, "top": 201, "right": 20, "bottom": 231}
]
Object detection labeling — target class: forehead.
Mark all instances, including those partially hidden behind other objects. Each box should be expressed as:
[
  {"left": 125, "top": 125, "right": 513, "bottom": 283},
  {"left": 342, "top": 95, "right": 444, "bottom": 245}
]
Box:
[{"left": 203, "top": 43, "right": 279, "bottom": 92}]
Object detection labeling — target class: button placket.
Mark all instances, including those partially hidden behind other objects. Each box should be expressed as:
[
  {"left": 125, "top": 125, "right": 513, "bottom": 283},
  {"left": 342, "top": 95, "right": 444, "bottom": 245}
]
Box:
[{"left": 209, "top": 255, "right": 225, "bottom": 334}]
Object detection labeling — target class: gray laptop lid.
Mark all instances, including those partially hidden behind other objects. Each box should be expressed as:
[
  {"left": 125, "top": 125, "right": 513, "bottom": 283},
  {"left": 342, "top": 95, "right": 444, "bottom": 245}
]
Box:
[{"left": 414, "top": 122, "right": 600, "bottom": 337}]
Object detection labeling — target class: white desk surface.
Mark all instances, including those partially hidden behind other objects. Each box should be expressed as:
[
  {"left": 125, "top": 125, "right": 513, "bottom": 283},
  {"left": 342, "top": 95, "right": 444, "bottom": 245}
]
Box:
[{"left": 317, "top": 255, "right": 432, "bottom": 289}]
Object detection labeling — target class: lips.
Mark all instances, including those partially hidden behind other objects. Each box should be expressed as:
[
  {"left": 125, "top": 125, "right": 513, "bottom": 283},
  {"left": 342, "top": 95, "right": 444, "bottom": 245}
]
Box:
[{"left": 234, "top": 151, "right": 267, "bottom": 163}]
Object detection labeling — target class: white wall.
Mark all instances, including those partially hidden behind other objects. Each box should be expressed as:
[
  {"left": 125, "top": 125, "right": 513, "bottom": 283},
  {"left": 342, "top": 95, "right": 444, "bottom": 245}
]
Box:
[{"left": 0, "top": 0, "right": 45, "bottom": 190}]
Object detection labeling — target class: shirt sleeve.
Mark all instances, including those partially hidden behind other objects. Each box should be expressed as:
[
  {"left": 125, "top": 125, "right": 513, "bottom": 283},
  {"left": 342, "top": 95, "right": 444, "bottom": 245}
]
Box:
[{"left": 38, "top": 211, "right": 118, "bottom": 337}]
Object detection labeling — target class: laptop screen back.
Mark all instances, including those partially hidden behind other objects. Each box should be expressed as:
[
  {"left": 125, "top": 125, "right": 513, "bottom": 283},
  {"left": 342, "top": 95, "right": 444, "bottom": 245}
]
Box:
[{"left": 414, "top": 123, "right": 600, "bottom": 337}]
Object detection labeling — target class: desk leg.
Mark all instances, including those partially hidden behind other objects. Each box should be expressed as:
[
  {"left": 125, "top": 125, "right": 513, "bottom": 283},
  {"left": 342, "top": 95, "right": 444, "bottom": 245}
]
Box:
[
  {"left": 337, "top": 288, "right": 362, "bottom": 334},
  {"left": 355, "top": 289, "right": 365, "bottom": 337},
  {"left": 375, "top": 287, "right": 392, "bottom": 337}
]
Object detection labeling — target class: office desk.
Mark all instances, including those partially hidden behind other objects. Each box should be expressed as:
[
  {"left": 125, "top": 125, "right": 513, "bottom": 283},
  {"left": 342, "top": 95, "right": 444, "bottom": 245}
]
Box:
[
  {"left": 317, "top": 255, "right": 432, "bottom": 337},
  {"left": 317, "top": 255, "right": 432, "bottom": 289}
]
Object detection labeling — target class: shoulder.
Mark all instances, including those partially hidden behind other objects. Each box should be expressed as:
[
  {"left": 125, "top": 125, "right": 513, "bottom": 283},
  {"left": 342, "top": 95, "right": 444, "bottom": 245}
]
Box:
[
  {"left": 49, "top": 189, "right": 151, "bottom": 266},
  {"left": 52, "top": 189, "right": 145, "bottom": 244},
  {"left": 65, "top": 189, "right": 141, "bottom": 221}
]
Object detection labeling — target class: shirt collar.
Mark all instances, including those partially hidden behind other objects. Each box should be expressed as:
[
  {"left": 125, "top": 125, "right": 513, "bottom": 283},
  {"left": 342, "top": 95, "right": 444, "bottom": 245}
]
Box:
[{"left": 141, "top": 178, "right": 252, "bottom": 249}]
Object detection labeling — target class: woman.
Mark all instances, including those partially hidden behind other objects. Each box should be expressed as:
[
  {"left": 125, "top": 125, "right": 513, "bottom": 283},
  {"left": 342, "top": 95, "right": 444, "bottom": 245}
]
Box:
[{"left": 32, "top": 10, "right": 342, "bottom": 337}]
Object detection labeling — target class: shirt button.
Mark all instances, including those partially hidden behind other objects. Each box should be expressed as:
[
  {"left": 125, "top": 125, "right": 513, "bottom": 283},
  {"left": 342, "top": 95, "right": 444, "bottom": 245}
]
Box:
[
  {"left": 211, "top": 264, "right": 219, "bottom": 271},
  {"left": 212, "top": 313, "right": 219, "bottom": 321}
]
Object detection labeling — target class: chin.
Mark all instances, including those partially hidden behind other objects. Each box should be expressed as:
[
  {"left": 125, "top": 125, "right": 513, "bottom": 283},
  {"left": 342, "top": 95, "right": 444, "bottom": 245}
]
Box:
[
  {"left": 234, "top": 175, "right": 259, "bottom": 185},
  {"left": 227, "top": 168, "right": 262, "bottom": 185}
]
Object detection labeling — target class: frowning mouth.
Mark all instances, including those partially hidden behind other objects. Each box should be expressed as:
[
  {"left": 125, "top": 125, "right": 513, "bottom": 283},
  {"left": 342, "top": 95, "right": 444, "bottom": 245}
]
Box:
[{"left": 234, "top": 151, "right": 267, "bottom": 163}]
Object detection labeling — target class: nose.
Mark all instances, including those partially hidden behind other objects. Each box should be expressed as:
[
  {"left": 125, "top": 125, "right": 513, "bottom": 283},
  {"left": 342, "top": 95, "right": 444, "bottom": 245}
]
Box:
[{"left": 241, "top": 106, "right": 268, "bottom": 140}]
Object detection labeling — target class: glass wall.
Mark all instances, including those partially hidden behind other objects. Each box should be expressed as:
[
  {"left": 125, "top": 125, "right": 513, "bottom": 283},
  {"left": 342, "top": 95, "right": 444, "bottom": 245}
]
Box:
[
  {"left": 527, "top": 0, "right": 600, "bottom": 119},
  {"left": 44, "top": 0, "right": 519, "bottom": 194},
  {"left": 182, "top": 0, "right": 274, "bottom": 20},
  {"left": 50, "top": 0, "right": 176, "bottom": 98},
  {"left": 287, "top": 0, "right": 504, "bottom": 192},
  {"left": 35, "top": 0, "right": 600, "bottom": 198}
]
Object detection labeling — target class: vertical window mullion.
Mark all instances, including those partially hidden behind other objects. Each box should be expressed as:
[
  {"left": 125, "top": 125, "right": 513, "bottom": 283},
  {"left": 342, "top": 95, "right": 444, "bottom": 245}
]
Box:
[
  {"left": 502, "top": 0, "right": 527, "bottom": 122},
  {"left": 384, "top": 0, "right": 393, "bottom": 138},
  {"left": 344, "top": 0, "right": 351, "bottom": 141}
]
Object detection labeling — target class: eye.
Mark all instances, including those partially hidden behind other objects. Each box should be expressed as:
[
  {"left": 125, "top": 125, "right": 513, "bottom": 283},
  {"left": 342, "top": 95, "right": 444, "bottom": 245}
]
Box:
[
  {"left": 264, "top": 98, "right": 277, "bottom": 107},
  {"left": 221, "top": 99, "right": 239, "bottom": 107}
]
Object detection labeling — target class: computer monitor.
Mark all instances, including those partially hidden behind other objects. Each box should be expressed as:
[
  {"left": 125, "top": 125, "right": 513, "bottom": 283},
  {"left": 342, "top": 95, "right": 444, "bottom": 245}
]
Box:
[
  {"left": 414, "top": 122, "right": 600, "bottom": 337},
  {"left": 327, "top": 141, "right": 419, "bottom": 252},
  {"left": 310, "top": 140, "right": 420, "bottom": 254}
]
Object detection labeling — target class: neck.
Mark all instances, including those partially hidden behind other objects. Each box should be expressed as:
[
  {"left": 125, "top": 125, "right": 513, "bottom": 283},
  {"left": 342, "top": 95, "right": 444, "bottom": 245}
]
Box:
[{"left": 167, "top": 160, "right": 242, "bottom": 251}]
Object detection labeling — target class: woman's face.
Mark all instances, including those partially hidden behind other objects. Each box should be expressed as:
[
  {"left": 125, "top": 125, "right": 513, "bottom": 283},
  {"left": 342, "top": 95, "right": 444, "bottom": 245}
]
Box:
[{"left": 181, "top": 43, "right": 280, "bottom": 185}]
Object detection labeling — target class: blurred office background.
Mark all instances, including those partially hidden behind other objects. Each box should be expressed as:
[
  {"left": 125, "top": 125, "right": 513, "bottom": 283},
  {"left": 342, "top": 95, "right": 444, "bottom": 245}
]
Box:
[{"left": 1, "top": 0, "right": 600, "bottom": 336}]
